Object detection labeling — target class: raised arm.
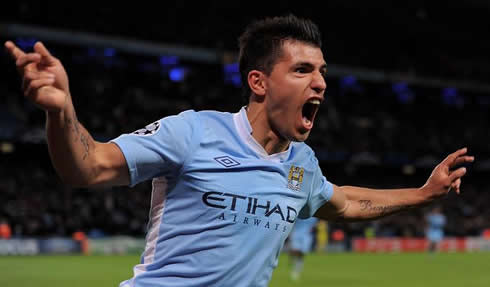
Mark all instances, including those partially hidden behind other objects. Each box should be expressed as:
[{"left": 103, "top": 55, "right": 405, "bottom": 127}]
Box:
[
  {"left": 5, "top": 41, "right": 129, "bottom": 188},
  {"left": 315, "top": 148, "right": 474, "bottom": 221}
]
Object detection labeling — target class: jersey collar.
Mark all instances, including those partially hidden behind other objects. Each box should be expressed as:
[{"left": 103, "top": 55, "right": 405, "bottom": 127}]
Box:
[{"left": 233, "top": 106, "right": 292, "bottom": 163}]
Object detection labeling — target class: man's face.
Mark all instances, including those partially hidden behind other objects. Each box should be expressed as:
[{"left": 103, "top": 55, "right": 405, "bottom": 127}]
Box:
[{"left": 264, "top": 40, "right": 327, "bottom": 142}]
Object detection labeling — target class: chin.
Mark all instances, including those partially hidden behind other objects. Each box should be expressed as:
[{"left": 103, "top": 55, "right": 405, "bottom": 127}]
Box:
[{"left": 290, "top": 131, "right": 310, "bottom": 142}]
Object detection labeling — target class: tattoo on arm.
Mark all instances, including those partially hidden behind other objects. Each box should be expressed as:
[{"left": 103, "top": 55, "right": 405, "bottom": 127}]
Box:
[
  {"left": 72, "top": 110, "right": 80, "bottom": 135},
  {"left": 64, "top": 110, "right": 90, "bottom": 160},
  {"left": 80, "top": 133, "right": 89, "bottom": 160},
  {"left": 359, "top": 200, "right": 408, "bottom": 216}
]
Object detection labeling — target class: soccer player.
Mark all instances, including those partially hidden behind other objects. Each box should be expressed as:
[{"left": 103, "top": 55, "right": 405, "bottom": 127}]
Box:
[
  {"left": 5, "top": 14, "right": 474, "bottom": 287},
  {"left": 288, "top": 217, "right": 318, "bottom": 281},
  {"left": 425, "top": 205, "right": 447, "bottom": 253}
]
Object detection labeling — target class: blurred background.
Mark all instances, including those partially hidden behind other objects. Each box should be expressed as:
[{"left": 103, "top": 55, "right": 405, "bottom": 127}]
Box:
[{"left": 1, "top": 0, "right": 489, "bottom": 264}]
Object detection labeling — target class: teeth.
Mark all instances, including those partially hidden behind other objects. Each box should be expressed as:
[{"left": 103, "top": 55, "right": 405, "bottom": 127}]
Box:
[{"left": 307, "top": 99, "right": 320, "bottom": 105}]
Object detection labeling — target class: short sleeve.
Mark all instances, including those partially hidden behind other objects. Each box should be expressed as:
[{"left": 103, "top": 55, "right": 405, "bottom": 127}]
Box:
[
  {"left": 298, "top": 160, "right": 333, "bottom": 219},
  {"left": 111, "top": 110, "right": 199, "bottom": 187}
]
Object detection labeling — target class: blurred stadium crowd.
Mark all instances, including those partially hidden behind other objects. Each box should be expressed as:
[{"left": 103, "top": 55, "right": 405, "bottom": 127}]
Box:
[{"left": 1, "top": 1, "right": 490, "bottom": 245}]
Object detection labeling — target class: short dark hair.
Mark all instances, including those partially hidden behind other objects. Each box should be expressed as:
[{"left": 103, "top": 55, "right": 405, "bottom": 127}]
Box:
[{"left": 238, "top": 14, "right": 323, "bottom": 101}]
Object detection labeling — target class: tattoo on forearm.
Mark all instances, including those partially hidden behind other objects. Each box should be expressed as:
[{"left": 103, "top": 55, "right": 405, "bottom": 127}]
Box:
[
  {"left": 72, "top": 111, "right": 80, "bottom": 135},
  {"left": 80, "top": 133, "right": 89, "bottom": 160},
  {"left": 64, "top": 111, "right": 79, "bottom": 134},
  {"left": 63, "top": 110, "right": 90, "bottom": 160},
  {"left": 64, "top": 115, "right": 74, "bottom": 134},
  {"left": 359, "top": 200, "right": 408, "bottom": 216}
]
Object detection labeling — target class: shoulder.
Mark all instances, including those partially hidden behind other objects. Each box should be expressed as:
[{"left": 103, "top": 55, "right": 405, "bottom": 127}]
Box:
[
  {"left": 143, "top": 109, "right": 201, "bottom": 135},
  {"left": 195, "top": 110, "right": 234, "bottom": 122},
  {"left": 193, "top": 110, "right": 236, "bottom": 131},
  {"left": 291, "top": 142, "right": 319, "bottom": 167}
]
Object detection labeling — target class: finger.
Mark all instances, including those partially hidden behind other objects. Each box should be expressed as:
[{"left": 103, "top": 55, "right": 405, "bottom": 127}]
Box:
[
  {"left": 4, "top": 41, "right": 26, "bottom": 60},
  {"left": 16, "top": 53, "right": 42, "bottom": 69},
  {"left": 24, "top": 70, "right": 55, "bottom": 81},
  {"left": 33, "top": 42, "right": 57, "bottom": 65},
  {"left": 448, "top": 167, "right": 466, "bottom": 182},
  {"left": 452, "top": 155, "right": 475, "bottom": 167},
  {"left": 451, "top": 183, "right": 461, "bottom": 195},
  {"left": 450, "top": 178, "right": 461, "bottom": 194},
  {"left": 24, "top": 78, "right": 56, "bottom": 99},
  {"left": 442, "top": 147, "right": 468, "bottom": 166},
  {"left": 22, "top": 71, "right": 55, "bottom": 92},
  {"left": 449, "top": 185, "right": 460, "bottom": 195}
]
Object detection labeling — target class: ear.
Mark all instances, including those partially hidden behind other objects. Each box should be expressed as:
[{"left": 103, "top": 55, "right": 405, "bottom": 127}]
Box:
[{"left": 247, "top": 70, "right": 266, "bottom": 97}]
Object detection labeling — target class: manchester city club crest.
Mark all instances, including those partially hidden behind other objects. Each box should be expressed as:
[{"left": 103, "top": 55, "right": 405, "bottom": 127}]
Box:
[{"left": 287, "top": 165, "right": 304, "bottom": 191}]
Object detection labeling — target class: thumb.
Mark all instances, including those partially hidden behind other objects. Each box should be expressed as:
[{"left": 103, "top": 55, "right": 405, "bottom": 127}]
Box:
[{"left": 448, "top": 167, "right": 466, "bottom": 183}]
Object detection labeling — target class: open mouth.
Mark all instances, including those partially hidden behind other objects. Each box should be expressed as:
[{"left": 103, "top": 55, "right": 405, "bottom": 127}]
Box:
[{"left": 301, "top": 99, "right": 321, "bottom": 128}]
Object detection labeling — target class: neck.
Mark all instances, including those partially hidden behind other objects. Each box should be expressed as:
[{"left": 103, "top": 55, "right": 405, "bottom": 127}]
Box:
[{"left": 246, "top": 102, "right": 290, "bottom": 155}]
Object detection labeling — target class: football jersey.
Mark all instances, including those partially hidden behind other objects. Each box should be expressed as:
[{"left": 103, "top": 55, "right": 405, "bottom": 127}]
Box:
[
  {"left": 112, "top": 107, "right": 333, "bottom": 287},
  {"left": 289, "top": 217, "right": 319, "bottom": 253},
  {"left": 426, "top": 213, "right": 446, "bottom": 242}
]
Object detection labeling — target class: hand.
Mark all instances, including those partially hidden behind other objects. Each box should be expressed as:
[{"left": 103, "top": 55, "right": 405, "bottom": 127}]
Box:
[
  {"left": 5, "top": 41, "right": 70, "bottom": 113},
  {"left": 421, "top": 147, "right": 474, "bottom": 200}
]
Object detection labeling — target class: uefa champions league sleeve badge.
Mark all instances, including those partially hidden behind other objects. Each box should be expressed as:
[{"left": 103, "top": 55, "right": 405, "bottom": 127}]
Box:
[{"left": 132, "top": 121, "right": 161, "bottom": 136}]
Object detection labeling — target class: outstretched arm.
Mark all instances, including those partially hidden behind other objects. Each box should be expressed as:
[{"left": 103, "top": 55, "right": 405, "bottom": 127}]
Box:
[
  {"left": 5, "top": 41, "right": 129, "bottom": 188},
  {"left": 315, "top": 148, "right": 474, "bottom": 221},
  {"left": 46, "top": 96, "right": 129, "bottom": 188}
]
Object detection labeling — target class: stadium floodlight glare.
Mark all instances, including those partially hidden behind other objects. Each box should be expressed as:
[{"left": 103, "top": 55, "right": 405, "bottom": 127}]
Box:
[
  {"left": 168, "top": 67, "right": 187, "bottom": 82},
  {"left": 442, "top": 87, "right": 463, "bottom": 107},
  {"left": 392, "top": 82, "right": 414, "bottom": 104},
  {"left": 341, "top": 75, "right": 357, "bottom": 87},
  {"left": 223, "top": 62, "right": 241, "bottom": 87},
  {"left": 339, "top": 75, "right": 363, "bottom": 94},
  {"left": 104, "top": 48, "right": 116, "bottom": 57},
  {"left": 159, "top": 55, "right": 179, "bottom": 66}
]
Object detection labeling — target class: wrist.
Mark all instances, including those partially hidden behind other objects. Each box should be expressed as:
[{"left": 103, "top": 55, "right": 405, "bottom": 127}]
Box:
[{"left": 417, "top": 185, "right": 435, "bottom": 205}]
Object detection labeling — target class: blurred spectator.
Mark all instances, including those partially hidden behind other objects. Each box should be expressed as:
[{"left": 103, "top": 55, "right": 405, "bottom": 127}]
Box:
[
  {"left": 0, "top": 219, "right": 12, "bottom": 239},
  {"left": 425, "top": 205, "right": 447, "bottom": 253}
]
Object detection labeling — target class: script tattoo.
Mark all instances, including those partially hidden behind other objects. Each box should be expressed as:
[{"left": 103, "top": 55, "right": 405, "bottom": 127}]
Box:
[
  {"left": 80, "top": 133, "right": 89, "bottom": 160},
  {"left": 64, "top": 110, "right": 90, "bottom": 160},
  {"left": 359, "top": 200, "right": 408, "bottom": 216},
  {"left": 72, "top": 110, "right": 80, "bottom": 135}
]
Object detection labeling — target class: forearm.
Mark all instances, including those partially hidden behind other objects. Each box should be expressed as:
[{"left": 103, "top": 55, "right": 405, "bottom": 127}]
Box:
[
  {"left": 317, "top": 148, "right": 473, "bottom": 222},
  {"left": 338, "top": 185, "right": 427, "bottom": 221},
  {"left": 45, "top": 96, "right": 97, "bottom": 186}
]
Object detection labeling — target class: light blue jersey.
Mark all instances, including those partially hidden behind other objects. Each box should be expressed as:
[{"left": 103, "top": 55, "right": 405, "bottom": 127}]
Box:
[
  {"left": 426, "top": 213, "right": 446, "bottom": 243},
  {"left": 289, "top": 217, "right": 319, "bottom": 253},
  {"left": 112, "top": 107, "right": 333, "bottom": 287}
]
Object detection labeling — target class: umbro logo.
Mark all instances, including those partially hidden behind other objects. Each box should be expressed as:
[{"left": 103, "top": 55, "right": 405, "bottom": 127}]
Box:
[{"left": 214, "top": 156, "right": 240, "bottom": 168}]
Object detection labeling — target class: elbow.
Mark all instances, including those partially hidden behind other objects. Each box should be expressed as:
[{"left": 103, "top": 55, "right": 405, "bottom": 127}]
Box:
[
  {"left": 334, "top": 201, "right": 373, "bottom": 223},
  {"left": 55, "top": 161, "right": 104, "bottom": 188},
  {"left": 53, "top": 142, "right": 128, "bottom": 189},
  {"left": 332, "top": 201, "right": 353, "bottom": 222}
]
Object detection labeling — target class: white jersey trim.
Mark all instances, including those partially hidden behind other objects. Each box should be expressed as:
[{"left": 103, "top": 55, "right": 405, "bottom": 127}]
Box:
[
  {"left": 131, "top": 177, "right": 168, "bottom": 280},
  {"left": 233, "top": 106, "right": 291, "bottom": 163}
]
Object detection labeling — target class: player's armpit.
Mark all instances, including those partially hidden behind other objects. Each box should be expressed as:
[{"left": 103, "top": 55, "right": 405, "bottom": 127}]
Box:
[{"left": 314, "top": 184, "right": 349, "bottom": 221}]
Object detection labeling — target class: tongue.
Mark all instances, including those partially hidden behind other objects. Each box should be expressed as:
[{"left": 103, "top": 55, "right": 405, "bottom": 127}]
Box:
[{"left": 302, "top": 116, "right": 312, "bottom": 127}]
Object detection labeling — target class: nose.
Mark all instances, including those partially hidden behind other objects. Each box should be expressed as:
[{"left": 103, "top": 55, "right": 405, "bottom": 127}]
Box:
[{"left": 311, "top": 71, "right": 327, "bottom": 94}]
